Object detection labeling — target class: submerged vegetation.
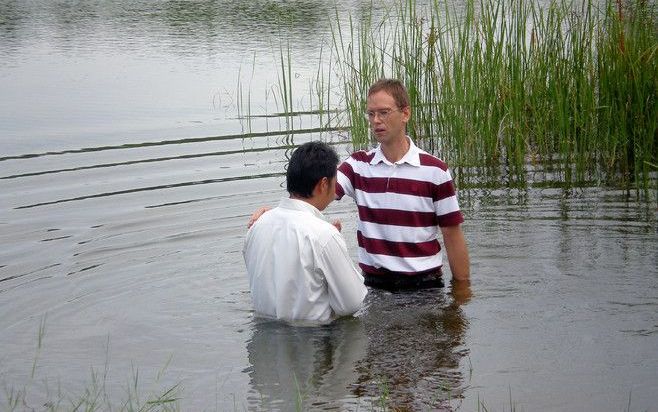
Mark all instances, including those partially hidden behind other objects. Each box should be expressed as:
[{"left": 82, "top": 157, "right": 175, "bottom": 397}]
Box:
[
  {"left": 2, "top": 317, "right": 180, "bottom": 411},
  {"left": 321, "top": 0, "right": 658, "bottom": 196}
]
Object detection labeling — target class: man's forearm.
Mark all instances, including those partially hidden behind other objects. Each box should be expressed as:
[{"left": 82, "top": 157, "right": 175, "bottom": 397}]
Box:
[
  {"left": 447, "top": 245, "right": 470, "bottom": 280},
  {"left": 441, "top": 225, "right": 470, "bottom": 281}
]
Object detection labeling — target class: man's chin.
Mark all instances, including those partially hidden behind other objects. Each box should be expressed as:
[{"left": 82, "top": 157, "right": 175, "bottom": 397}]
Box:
[{"left": 372, "top": 132, "right": 387, "bottom": 142}]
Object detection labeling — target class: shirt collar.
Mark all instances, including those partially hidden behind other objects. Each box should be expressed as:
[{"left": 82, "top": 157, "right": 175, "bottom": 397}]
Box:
[
  {"left": 278, "top": 197, "right": 325, "bottom": 220},
  {"left": 370, "top": 136, "right": 421, "bottom": 167}
]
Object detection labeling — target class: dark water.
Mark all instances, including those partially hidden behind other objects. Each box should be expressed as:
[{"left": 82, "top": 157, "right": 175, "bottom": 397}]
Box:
[{"left": 1, "top": 1, "right": 657, "bottom": 411}]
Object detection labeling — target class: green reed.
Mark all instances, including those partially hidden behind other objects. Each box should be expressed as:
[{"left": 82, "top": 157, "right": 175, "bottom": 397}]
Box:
[
  {"left": 4, "top": 325, "right": 181, "bottom": 412},
  {"left": 327, "top": 0, "right": 657, "bottom": 194},
  {"left": 278, "top": 39, "right": 294, "bottom": 134}
]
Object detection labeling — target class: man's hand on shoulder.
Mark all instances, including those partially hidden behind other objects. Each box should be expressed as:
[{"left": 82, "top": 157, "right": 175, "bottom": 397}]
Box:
[{"left": 247, "top": 206, "right": 271, "bottom": 228}]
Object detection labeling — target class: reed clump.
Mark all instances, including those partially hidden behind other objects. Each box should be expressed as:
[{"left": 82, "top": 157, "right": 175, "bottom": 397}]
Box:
[{"left": 330, "top": 0, "right": 657, "bottom": 195}]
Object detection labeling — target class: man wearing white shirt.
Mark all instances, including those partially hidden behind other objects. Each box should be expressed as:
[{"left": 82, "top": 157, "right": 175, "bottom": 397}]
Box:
[{"left": 243, "top": 141, "right": 367, "bottom": 323}]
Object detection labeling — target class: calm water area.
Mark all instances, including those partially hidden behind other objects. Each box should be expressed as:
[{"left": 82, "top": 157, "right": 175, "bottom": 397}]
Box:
[{"left": 1, "top": 1, "right": 657, "bottom": 410}]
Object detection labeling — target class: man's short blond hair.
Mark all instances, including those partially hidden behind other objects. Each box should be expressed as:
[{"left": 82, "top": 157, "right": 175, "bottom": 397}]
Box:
[{"left": 367, "top": 78, "right": 410, "bottom": 109}]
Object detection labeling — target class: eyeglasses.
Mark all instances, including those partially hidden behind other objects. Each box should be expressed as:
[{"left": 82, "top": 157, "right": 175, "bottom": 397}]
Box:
[{"left": 364, "top": 108, "right": 401, "bottom": 121}]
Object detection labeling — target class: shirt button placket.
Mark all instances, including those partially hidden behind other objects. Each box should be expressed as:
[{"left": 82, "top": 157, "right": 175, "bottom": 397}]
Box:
[{"left": 386, "top": 163, "right": 397, "bottom": 192}]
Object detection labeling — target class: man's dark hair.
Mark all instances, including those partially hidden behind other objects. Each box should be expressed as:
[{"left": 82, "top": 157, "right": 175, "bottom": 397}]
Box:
[{"left": 286, "top": 141, "right": 339, "bottom": 198}]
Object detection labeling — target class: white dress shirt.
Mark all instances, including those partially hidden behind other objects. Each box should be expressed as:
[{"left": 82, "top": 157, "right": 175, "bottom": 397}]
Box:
[{"left": 243, "top": 197, "right": 367, "bottom": 323}]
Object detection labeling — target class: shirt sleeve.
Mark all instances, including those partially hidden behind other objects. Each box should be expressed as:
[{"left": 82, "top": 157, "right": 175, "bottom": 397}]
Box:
[
  {"left": 318, "top": 231, "right": 367, "bottom": 317},
  {"left": 433, "top": 168, "right": 464, "bottom": 227},
  {"left": 336, "top": 160, "right": 355, "bottom": 200}
]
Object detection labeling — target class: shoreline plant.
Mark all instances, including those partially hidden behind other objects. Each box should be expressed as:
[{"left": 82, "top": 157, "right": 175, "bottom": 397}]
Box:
[{"left": 326, "top": 0, "right": 657, "bottom": 198}]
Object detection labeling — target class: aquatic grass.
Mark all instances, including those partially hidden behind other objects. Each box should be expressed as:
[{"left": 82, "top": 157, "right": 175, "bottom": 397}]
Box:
[
  {"left": 292, "top": 372, "right": 304, "bottom": 412},
  {"left": 327, "top": 0, "right": 657, "bottom": 197},
  {"left": 235, "top": 52, "right": 258, "bottom": 135},
  {"left": 277, "top": 38, "right": 295, "bottom": 135},
  {"left": 4, "top": 365, "right": 182, "bottom": 412},
  {"left": 4, "top": 325, "right": 641, "bottom": 411},
  {"left": 311, "top": 44, "right": 341, "bottom": 130},
  {"left": 3, "top": 322, "right": 182, "bottom": 412},
  {"left": 597, "top": 0, "right": 658, "bottom": 193},
  {"left": 31, "top": 314, "right": 47, "bottom": 379},
  {"left": 236, "top": 29, "right": 350, "bottom": 149},
  {"left": 330, "top": 6, "right": 385, "bottom": 149}
]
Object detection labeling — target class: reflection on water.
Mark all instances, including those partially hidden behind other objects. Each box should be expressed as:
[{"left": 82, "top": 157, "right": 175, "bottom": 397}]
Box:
[
  {"left": 0, "top": 0, "right": 336, "bottom": 53},
  {"left": 0, "top": 0, "right": 366, "bottom": 152},
  {"left": 245, "top": 317, "right": 367, "bottom": 411},
  {"left": 245, "top": 285, "right": 470, "bottom": 411},
  {"left": 354, "top": 288, "right": 469, "bottom": 411}
]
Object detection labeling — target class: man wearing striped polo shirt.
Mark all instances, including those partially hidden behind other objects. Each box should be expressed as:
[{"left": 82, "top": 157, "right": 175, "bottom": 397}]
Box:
[
  {"left": 337, "top": 79, "right": 470, "bottom": 290},
  {"left": 248, "top": 79, "right": 470, "bottom": 291}
]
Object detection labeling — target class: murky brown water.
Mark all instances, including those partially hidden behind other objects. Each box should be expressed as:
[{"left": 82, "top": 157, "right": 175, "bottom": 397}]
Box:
[{"left": 1, "top": 1, "right": 657, "bottom": 411}]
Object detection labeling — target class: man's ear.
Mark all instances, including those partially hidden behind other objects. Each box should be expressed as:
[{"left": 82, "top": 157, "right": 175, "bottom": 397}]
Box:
[
  {"left": 312, "top": 177, "right": 328, "bottom": 197},
  {"left": 401, "top": 105, "right": 411, "bottom": 123},
  {"left": 320, "top": 177, "right": 331, "bottom": 194}
]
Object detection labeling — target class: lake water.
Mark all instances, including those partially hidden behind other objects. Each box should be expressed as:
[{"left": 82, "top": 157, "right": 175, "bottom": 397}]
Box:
[{"left": 1, "top": 1, "right": 657, "bottom": 411}]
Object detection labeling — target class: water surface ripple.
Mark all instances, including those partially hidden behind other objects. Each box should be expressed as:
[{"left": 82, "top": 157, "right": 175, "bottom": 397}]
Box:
[{"left": 1, "top": 0, "right": 657, "bottom": 410}]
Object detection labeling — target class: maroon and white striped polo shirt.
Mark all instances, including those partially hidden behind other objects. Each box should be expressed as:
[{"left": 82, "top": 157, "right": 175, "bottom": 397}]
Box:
[{"left": 336, "top": 138, "right": 464, "bottom": 276}]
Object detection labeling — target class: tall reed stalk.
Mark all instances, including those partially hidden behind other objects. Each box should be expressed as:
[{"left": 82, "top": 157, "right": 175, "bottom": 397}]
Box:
[{"left": 328, "top": 0, "right": 657, "bottom": 195}]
